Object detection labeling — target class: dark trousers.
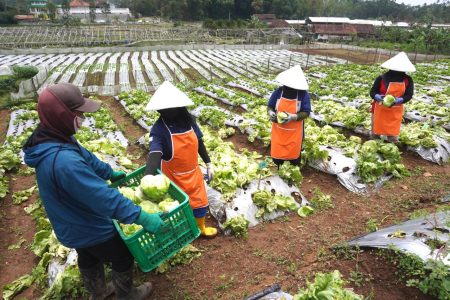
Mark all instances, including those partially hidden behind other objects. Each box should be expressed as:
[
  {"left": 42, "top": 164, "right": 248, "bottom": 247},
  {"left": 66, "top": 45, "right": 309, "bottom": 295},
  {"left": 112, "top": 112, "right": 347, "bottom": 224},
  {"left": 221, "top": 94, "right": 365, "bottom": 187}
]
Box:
[
  {"left": 273, "top": 157, "right": 301, "bottom": 168},
  {"left": 76, "top": 233, "right": 133, "bottom": 272}
]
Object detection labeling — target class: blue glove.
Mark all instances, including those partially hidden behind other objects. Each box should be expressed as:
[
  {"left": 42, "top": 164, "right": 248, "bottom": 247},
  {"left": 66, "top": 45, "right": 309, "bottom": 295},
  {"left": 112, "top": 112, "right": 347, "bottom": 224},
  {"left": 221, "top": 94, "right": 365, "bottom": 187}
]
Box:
[
  {"left": 394, "top": 97, "right": 404, "bottom": 105},
  {"left": 110, "top": 170, "right": 126, "bottom": 183},
  {"left": 374, "top": 94, "right": 383, "bottom": 102},
  {"left": 135, "top": 210, "right": 165, "bottom": 233}
]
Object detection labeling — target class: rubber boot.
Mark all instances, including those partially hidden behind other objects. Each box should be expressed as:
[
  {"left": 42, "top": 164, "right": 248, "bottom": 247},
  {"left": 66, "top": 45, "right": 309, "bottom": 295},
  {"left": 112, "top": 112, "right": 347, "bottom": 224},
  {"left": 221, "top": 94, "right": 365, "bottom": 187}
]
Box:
[
  {"left": 195, "top": 217, "right": 217, "bottom": 238},
  {"left": 112, "top": 265, "right": 152, "bottom": 300},
  {"left": 79, "top": 263, "right": 115, "bottom": 300}
]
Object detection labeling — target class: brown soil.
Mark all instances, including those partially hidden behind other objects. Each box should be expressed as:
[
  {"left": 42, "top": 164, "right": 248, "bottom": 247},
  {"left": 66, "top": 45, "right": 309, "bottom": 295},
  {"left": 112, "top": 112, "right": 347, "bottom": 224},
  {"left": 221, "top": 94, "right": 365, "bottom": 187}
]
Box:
[
  {"left": 97, "top": 96, "right": 148, "bottom": 165},
  {"left": 0, "top": 108, "right": 10, "bottom": 144},
  {"left": 142, "top": 157, "right": 447, "bottom": 300},
  {"left": 295, "top": 49, "right": 391, "bottom": 65},
  {"left": 226, "top": 129, "right": 269, "bottom": 156},
  {"left": 0, "top": 171, "right": 39, "bottom": 299},
  {"left": 128, "top": 54, "right": 137, "bottom": 89},
  {"left": 84, "top": 55, "right": 102, "bottom": 87}
]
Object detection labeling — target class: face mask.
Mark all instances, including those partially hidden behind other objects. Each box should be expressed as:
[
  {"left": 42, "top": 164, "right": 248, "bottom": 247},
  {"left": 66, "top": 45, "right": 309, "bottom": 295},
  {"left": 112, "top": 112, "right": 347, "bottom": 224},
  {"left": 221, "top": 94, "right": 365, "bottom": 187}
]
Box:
[{"left": 73, "top": 116, "right": 85, "bottom": 133}]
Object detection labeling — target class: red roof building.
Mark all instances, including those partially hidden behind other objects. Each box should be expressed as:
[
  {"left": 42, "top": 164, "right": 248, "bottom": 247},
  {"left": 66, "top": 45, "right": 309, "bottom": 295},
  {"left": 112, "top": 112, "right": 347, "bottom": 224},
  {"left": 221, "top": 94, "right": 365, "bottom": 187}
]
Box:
[
  {"left": 254, "top": 14, "right": 291, "bottom": 28},
  {"left": 69, "top": 0, "right": 89, "bottom": 7}
]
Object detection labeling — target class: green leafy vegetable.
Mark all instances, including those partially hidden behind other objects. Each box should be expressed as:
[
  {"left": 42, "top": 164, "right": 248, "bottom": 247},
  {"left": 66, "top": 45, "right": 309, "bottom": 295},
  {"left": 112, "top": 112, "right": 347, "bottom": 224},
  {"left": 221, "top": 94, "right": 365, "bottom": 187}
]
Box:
[
  {"left": 140, "top": 174, "right": 171, "bottom": 201},
  {"left": 223, "top": 215, "right": 250, "bottom": 238},
  {"left": 156, "top": 244, "right": 202, "bottom": 273},
  {"left": 278, "top": 162, "right": 303, "bottom": 185},
  {"left": 310, "top": 188, "right": 334, "bottom": 211},
  {"left": 293, "top": 270, "right": 363, "bottom": 300},
  {"left": 252, "top": 190, "right": 297, "bottom": 218},
  {"left": 297, "top": 205, "right": 314, "bottom": 217},
  {"left": 383, "top": 95, "right": 395, "bottom": 107},
  {"left": 12, "top": 186, "right": 36, "bottom": 205}
]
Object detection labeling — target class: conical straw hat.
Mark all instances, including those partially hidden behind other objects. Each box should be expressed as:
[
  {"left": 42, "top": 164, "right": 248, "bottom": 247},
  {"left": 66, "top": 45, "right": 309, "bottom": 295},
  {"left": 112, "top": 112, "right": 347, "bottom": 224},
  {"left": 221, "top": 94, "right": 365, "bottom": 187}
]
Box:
[
  {"left": 145, "top": 81, "right": 194, "bottom": 111},
  {"left": 275, "top": 65, "right": 309, "bottom": 90},
  {"left": 381, "top": 51, "right": 416, "bottom": 72}
]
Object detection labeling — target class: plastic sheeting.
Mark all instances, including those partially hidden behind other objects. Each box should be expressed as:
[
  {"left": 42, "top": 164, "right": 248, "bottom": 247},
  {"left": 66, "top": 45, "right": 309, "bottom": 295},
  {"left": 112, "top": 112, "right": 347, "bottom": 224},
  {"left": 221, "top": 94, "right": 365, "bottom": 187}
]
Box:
[
  {"left": 308, "top": 146, "right": 390, "bottom": 195},
  {"left": 407, "top": 136, "right": 450, "bottom": 166},
  {"left": 6, "top": 110, "right": 129, "bottom": 168},
  {"left": 82, "top": 117, "right": 129, "bottom": 147},
  {"left": 5, "top": 109, "right": 38, "bottom": 139},
  {"left": 209, "top": 176, "right": 308, "bottom": 229},
  {"left": 311, "top": 110, "right": 449, "bottom": 165},
  {"left": 114, "top": 96, "right": 153, "bottom": 132},
  {"left": 244, "top": 284, "right": 293, "bottom": 300},
  {"left": 348, "top": 212, "right": 450, "bottom": 265},
  {"left": 48, "top": 249, "right": 77, "bottom": 286}
]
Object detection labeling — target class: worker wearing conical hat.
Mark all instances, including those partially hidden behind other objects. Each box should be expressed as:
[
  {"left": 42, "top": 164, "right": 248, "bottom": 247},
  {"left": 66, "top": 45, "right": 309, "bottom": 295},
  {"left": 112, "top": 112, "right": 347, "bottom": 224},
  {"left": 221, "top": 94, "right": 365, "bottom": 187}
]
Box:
[
  {"left": 268, "top": 65, "right": 311, "bottom": 167},
  {"left": 370, "top": 52, "right": 415, "bottom": 142},
  {"left": 145, "top": 81, "right": 217, "bottom": 238}
]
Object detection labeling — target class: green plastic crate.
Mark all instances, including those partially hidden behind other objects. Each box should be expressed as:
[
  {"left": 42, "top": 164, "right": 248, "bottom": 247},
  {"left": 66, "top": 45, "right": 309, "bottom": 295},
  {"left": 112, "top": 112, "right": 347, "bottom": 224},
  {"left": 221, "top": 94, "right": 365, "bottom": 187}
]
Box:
[{"left": 111, "top": 166, "right": 200, "bottom": 272}]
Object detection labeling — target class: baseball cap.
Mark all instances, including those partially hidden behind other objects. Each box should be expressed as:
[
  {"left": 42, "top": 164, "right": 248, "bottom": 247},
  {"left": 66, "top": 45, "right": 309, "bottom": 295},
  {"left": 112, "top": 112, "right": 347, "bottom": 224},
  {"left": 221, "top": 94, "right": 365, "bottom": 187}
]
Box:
[{"left": 47, "top": 83, "right": 101, "bottom": 112}]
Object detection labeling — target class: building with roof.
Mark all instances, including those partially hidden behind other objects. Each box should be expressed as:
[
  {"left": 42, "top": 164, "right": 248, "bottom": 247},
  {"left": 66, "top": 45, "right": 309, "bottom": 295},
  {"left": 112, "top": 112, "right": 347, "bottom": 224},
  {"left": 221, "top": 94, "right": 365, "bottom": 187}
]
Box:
[
  {"left": 58, "top": 0, "right": 130, "bottom": 23},
  {"left": 286, "top": 20, "right": 306, "bottom": 31},
  {"left": 28, "top": 0, "right": 48, "bottom": 16},
  {"left": 306, "top": 17, "right": 378, "bottom": 40},
  {"left": 14, "top": 14, "right": 37, "bottom": 23},
  {"left": 254, "top": 14, "right": 291, "bottom": 28}
]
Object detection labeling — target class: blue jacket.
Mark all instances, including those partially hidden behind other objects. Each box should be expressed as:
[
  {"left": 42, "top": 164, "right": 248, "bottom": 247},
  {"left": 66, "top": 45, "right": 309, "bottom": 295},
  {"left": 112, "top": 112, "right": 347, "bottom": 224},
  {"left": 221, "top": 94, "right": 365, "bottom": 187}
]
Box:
[{"left": 24, "top": 142, "right": 141, "bottom": 249}]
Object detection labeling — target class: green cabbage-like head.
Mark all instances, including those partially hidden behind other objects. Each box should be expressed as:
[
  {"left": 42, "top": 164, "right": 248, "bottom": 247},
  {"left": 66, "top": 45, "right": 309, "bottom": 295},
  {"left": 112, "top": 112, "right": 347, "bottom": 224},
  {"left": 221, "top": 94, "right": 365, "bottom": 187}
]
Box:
[{"left": 140, "top": 174, "right": 171, "bottom": 201}]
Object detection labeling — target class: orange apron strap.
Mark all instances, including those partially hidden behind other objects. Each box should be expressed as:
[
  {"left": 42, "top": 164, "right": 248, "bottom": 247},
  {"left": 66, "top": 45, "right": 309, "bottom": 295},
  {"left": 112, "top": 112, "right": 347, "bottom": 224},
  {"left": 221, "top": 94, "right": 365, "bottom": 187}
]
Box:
[
  {"left": 161, "top": 128, "right": 208, "bottom": 210},
  {"left": 270, "top": 95, "right": 304, "bottom": 160},
  {"left": 372, "top": 82, "right": 406, "bottom": 136}
]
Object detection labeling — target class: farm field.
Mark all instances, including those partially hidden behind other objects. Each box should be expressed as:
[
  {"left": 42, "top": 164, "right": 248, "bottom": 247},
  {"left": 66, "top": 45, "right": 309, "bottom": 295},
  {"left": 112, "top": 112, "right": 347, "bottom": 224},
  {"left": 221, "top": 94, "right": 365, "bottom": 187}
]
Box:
[
  {"left": 0, "top": 49, "right": 344, "bottom": 97},
  {"left": 0, "top": 50, "right": 449, "bottom": 300}
]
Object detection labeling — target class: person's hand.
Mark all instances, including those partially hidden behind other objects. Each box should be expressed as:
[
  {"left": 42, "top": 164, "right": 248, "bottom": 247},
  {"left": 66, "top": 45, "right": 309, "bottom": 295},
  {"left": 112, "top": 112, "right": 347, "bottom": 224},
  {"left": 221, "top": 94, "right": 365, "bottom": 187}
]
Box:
[
  {"left": 374, "top": 94, "right": 383, "bottom": 102},
  {"left": 206, "top": 163, "right": 214, "bottom": 183},
  {"left": 281, "top": 112, "right": 298, "bottom": 124},
  {"left": 110, "top": 170, "right": 126, "bottom": 183},
  {"left": 391, "top": 97, "right": 404, "bottom": 107},
  {"left": 268, "top": 110, "right": 277, "bottom": 122},
  {"left": 135, "top": 210, "right": 165, "bottom": 234}
]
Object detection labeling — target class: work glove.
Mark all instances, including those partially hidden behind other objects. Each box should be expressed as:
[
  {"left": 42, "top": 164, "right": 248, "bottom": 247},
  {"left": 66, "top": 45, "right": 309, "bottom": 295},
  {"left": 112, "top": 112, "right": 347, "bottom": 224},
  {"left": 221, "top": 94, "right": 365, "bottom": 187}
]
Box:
[
  {"left": 280, "top": 112, "right": 297, "bottom": 124},
  {"left": 206, "top": 163, "right": 214, "bottom": 184},
  {"left": 135, "top": 210, "right": 165, "bottom": 234},
  {"left": 268, "top": 109, "right": 277, "bottom": 122},
  {"left": 110, "top": 170, "right": 126, "bottom": 183},
  {"left": 297, "top": 112, "right": 309, "bottom": 121},
  {"left": 392, "top": 97, "right": 404, "bottom": 106},
  {"left": 374, "top": 94, "right": 383, "bottom": 102}
]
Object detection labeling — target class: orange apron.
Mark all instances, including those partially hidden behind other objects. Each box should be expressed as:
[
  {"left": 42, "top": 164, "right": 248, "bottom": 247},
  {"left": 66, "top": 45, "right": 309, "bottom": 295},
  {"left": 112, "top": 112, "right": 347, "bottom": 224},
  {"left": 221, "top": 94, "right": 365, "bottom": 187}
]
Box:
[
  {"left": 161, "top": 127, "right": 208, "bottom": 210},
  {"left": 270, "top": 94, "right": 304, "bottom": 160},
  {"left": 372, "top": 82, "right": 406, "bottom": 136}
]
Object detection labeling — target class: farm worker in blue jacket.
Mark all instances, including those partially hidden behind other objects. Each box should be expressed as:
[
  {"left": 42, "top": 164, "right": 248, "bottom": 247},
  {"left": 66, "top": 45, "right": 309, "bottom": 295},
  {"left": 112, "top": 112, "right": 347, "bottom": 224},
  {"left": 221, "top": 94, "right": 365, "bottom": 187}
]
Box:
[
  {"left": 370, "top": 51, "right": 415, "bottom": 142},
  {"left": 144, "top": 81, "right": 217, "bottom": 238},
  {"left": 23, "top": 83, "right": 163, "bottom": 300},
  {"left": 268, "top": 65, "right": 311, "bottom": 167}
]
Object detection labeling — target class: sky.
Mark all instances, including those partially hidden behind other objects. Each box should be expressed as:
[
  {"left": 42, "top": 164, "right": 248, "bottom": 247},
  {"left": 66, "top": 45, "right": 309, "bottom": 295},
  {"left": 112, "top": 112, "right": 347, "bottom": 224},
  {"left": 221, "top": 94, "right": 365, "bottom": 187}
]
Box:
[{"left": 395, "top": 0, "right": 442, "bottom": 5}]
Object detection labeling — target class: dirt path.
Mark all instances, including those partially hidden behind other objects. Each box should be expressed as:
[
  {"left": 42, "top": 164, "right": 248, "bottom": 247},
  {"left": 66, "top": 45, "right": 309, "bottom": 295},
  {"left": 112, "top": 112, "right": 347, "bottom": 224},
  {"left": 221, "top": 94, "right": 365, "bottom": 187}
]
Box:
[
  {"left": 0, "top": 172, "right": 39, "bottom": 299},
  {"left": 295, "top": 49, "right": 391, "bottom": 65},
  {"left": 0, "top": 108, "right": 10, "bottom": 144},
  {"left": 98, "top": 96, "right": 148, "bottom": 165}
]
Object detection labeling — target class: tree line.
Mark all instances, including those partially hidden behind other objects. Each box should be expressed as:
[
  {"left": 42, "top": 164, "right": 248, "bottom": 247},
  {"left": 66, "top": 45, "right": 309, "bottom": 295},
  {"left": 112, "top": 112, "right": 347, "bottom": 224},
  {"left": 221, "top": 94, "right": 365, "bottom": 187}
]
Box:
[
  {"left": 109, "top": 0, "right": 450, "bottom": 24},
  {"left": 1, "top": 0, "right": 449, "bottom": 24}
]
